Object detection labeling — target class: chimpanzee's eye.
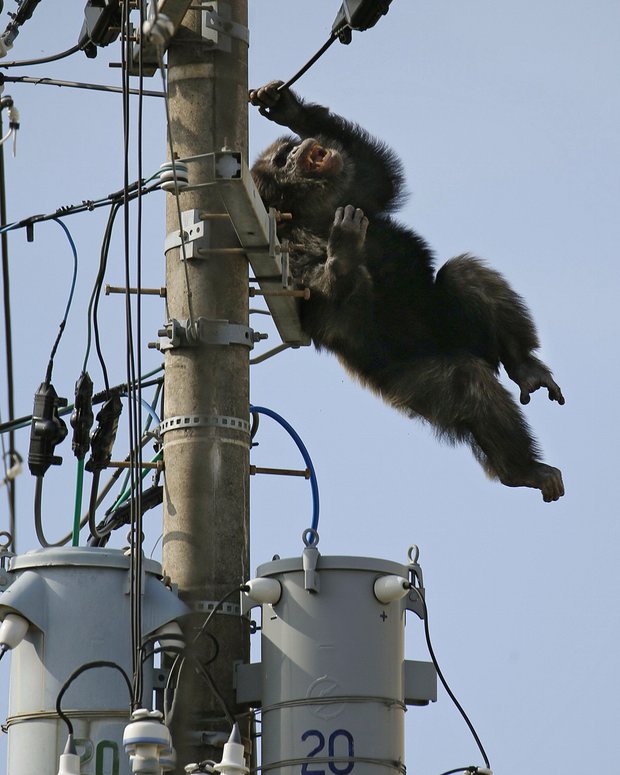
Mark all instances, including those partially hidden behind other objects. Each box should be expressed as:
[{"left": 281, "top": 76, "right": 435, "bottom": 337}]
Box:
[{"left": 273, "top": 143, "right": 296, "bottom": 168}]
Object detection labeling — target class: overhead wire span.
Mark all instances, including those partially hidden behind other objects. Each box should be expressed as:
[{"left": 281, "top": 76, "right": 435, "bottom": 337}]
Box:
[
  {"left": 0, "top": 73, "right": 165, "bottom": 98},
  {"left": 0, "top": 100, "right": 16, "bottom": 549},
  {"left": 0, "top": 41, "right": 84, "bottom": 69}
]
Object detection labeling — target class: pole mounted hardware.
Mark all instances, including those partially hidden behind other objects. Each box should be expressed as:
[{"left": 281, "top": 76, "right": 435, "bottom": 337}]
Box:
[
  {"left": 153, "top": 317, "right": 264, "bottom": 352},
  {"left": 164, "top": 151, "right": 310, "bottom": 346},
  {"left": 202, "top": 1, "right": 249, "bottom": 52}
]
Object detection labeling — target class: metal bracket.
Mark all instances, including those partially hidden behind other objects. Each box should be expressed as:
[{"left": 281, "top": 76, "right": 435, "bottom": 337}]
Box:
[
  {"left": 162, "top": 151, "right": 309, "bottom": 345},
  {"left": 202, "top": 1, "right": 250, "bottom": 52},
  {"left": 160, "top": 414, "right": 250, "bottom": 436},
  {"left": 164, "top": 209, "right": 209, "bottom": 259},
  {"left": 156, "top": 317, "right": 258, "bottom": 351}
]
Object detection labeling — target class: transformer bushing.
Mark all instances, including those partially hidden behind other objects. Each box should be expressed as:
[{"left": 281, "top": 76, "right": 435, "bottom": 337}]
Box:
[
  {"left": 0, "top": 547, "right": 188, "bottom": 775},
  {"left": 238, "top": 544, "right": 437, "bottom": 775}
]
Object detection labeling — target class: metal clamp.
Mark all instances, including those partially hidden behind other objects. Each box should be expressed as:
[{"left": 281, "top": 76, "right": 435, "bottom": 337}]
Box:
[
  {"left": 164, "top": 209, "right": 209, "bottom": 259},
  {"left": 191, "top": 599, "right": 241, "bottom": 617},
  {"left": 202, "top": 2, "right": 250, "bottom": 51},
  {"left": 160, "top": 415, "right": 251, "bottom": 436},
  {"left": 155, "top": 318, "right": 262, "bottom": 351}
]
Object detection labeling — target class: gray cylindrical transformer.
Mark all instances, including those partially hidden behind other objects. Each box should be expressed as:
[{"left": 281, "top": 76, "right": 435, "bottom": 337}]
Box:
[
  {"left": 0, "top": 547, "right": 188, "bottom": 775},
  {"left": 246, "top": 552, "right": 434, "bottom": 775}
]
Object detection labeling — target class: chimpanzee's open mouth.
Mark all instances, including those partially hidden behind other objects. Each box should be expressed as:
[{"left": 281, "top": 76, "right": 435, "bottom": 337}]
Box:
[{"left": 299, "top": 142, "right": 343, "bottom": 176}]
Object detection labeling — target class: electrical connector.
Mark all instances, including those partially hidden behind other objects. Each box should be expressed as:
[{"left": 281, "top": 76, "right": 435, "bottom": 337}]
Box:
[
  {"left": 70, "top": 371, "right": 94, "bottom": 460},
  {"left": 27, "top": 382, "right": 68, "bottom": 477},
  {"left": 86, "top": 394, "right": 122, "bottom": 472},
  {"left": 332, "top": 0, "right": 394, "bottom": 43}
]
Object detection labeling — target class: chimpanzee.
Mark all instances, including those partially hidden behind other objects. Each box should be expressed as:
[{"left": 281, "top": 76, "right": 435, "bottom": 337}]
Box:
[{"left": 249, "top": 81, "right": 565, "bottom": 501}]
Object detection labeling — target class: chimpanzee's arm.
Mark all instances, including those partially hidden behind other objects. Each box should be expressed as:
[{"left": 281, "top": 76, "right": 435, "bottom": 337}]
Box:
[{"left": 249, "top": 81, "right": 404, "bottom": 214}]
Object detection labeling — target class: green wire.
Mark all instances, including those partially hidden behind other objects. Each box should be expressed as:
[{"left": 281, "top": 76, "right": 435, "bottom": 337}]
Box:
[{"left": 72, "top": 458, "right": 85, "bottom": 546}]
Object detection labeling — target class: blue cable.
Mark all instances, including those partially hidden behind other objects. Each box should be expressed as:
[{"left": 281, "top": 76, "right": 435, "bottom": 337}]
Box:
[{"left": 250, "top": 405, "right": 319, "bottom": 533}]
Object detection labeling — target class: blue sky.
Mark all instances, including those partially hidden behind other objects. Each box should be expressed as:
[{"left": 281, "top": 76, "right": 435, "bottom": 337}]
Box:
[{"left": 0, "top": 1, "right": 619, "bottom": 773}]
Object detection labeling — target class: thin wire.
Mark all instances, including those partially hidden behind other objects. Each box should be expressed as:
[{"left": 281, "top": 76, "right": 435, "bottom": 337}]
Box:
[
  {"left": 34, "top": 476, "right": 67, "bottom": 548},
  {"left": 0, "top": 42, "right": 83, "bottom": 69},
  {"left": 413, "top": 588, "right": 491, "bottom": 770},
  {"left": 121, "top": 1, "right": 144, "bottom": 711},
  {"left": 84, "top": 201, "right": 121, "bottom": 390},
  {"left": 56, "top": 660, "right": 133, "bottom": 737},
  {"left": 0, "top": 177, "right": 160, "bottom": 236},
  {"left": 0, "top": 106, "right": 16, "bottom": 549},
  {"left": 0, "top": 74, "right": 165, "bottom": 97},
  {"left": 165, "top": 586, "right": 249, "bottom": 722},
  {"left": 44, "top": 218, "right": 79, "bottom": 384}
]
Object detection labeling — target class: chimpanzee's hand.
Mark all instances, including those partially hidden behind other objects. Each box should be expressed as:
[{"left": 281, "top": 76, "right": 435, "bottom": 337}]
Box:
[
  {"left": 248, "top": 81, "right": 304, "bottom": 127},
  {"left": 327, "top": 205, "right": 369, "bottom": 276}
]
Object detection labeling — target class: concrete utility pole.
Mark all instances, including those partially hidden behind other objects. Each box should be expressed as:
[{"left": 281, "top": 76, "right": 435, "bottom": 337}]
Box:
[{"left": 161, "top": 2, "right": 250, "bottom": 768}]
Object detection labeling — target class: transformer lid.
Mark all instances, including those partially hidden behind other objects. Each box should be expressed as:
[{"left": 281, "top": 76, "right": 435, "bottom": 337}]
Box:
[
  {"left": 9, "top": 546, "right": 163, "bottom": 576},
  {"left": 256, "top": 554, "right": 408, "bottom": 578}
]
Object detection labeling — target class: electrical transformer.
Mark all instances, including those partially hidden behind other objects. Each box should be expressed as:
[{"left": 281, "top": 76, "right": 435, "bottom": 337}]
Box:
[
  {"left": 0, "top": 546, "right": 188, "bottom": 775},
  {"left": 238, "top": 539, "right": 436, "bottom": 774}
]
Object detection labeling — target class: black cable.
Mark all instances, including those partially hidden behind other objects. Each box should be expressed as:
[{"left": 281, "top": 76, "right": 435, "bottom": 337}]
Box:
[
  {"left": 56, "top": 660, "right": 133, "bottom": 736},
  {"left": 438, "top": 768, "right": 482, "bottom": 775},
  {"left": 192, "top": 657, "right": 235, "bottom": 727},
  {"left": 414, "top": 590, "right": 491, "bottom": 770},
  {"left": 192, "top": 585, "right": 249, "bottom": 646},
  {"left": 164, "top": 586, "right": 249, "bottom": 725},
  {"left": 0, "top": 42, "right": 84, "bottom": 69},
  {"left": 84, "top": 201, "right": 121, "bottom": 392},
  {"left": 120, "top": 0, "right": 145, "bottom": 712},
  {"left": 0, "top": 73, "right": 165, "bottom": 97},
  {"left": 44, "top": 219, "right": 78, "bottom": 385},
  {"left": 33, "top": 475, "right": 66, "bottom": 547},
  {"left": 0, "top": 106, "right": 16, "bottom": 550},
  {"left": 278, "top": 33, "right": 338, "bottom": 91}
]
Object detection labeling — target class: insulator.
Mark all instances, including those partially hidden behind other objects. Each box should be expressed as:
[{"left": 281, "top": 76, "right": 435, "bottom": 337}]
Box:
[{"left": 159, "top": 161, "right": 189, "bottom": 193}]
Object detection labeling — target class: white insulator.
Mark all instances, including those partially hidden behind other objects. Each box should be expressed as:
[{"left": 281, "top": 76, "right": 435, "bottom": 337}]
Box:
[
  {"left": 142, "top": 13, "right": 175, "bottom": 49},
  {"left": 0, "top": 613, "right": 29, "bottom": 650},
  {"left": 373, "top": 574, "right": 412, "bottom": 604},
  {"left": 159, "top": 161, "right": 189, "bottom": 193},
  {"left": 123, "top": 709, "right": 172, "bottom": 774},
  {"left": 160, "top": 745, "right": 177, "bottom": 773},
  {"left": 214, "top": 724, "right": 248, "bottom": 775},
  {"left": 244, "top": 577, "right": 282, "bottom": 606},
  {"left": 475, "top": 769, "right": 493, "bottom": 775},
  {"left": 57, "top": 736, "right": 81, "bottom": 775},
  {"left": 151, "top": 620, "right": 184, "bottom": 654}
]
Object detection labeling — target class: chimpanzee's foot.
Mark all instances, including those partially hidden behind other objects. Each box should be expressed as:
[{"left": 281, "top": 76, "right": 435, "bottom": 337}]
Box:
[
  {"left": 507, "top": 356, "right": 565, "bottom": 406},
  {"left": 500, "top": 463, "right": 565, "bottom": 502}
]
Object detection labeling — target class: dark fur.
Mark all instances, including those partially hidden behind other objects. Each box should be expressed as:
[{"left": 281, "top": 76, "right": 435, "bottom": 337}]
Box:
[{"left": 249, "top": 82, "right": 565, "bottom": 501}]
